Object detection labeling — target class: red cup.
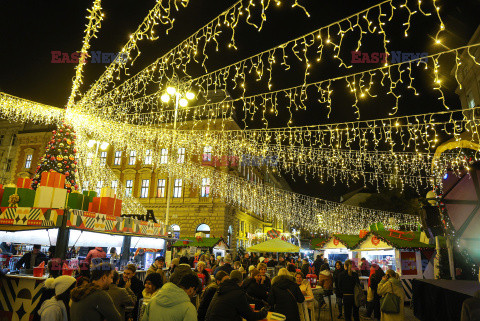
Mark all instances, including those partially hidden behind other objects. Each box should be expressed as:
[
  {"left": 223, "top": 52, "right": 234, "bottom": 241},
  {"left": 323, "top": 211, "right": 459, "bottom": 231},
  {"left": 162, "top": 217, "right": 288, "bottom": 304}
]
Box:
[
  {"left": 62, "top": 268, "right": 74, "bottom": 276},
  {"left": 250, "top": 304, "right": 255, "bottom": 310},
  {"left": 33, "top": 267, "right": 44, "bottom": 277}
]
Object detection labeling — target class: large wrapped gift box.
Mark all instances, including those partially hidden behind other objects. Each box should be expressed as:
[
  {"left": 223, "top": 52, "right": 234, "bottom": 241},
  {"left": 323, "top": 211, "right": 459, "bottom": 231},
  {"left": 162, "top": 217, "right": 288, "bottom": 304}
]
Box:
[
  {"left": 51, "top": 188, "right": 68, "bottom": 209},
  {"left": 89, "top": 196, "right": 122, "bottom": 216},
  {"left": 67, "top": 192, "right": 90, "bottom": 211},
  {"left": 34, "top": 186, "right": 54, "bottom": 208},
  {"left": 40, "top": 172, "right": 65, "bottom": 188},
  {"left": 1, "top": 187, "right": 35, "bottom": 207},
  {"left": 100, "top": 187, "right": 115, "bottom": 198},
  {"left": 17, "top": 178, "right": 33, "bottom": 189}
]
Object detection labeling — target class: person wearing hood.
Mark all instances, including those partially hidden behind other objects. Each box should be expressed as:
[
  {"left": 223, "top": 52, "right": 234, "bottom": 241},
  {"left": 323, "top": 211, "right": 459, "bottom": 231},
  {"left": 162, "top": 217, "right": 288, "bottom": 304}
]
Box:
[
  {"left": 85, "top": 247, "right": 106, "bottom": 265},
  {"left": 70, "top": 263, "right": 121, "bottom": 321},
  {"left": 333, "top": 260, "right": 345, "bottom": 319},
  {"left": 364, "top": 264, "right": 385, "bottom": 321},
  {"left": 243, "top": 268, "right": 269, "bottom": 309},
  {"left": 38, "top": 275, "right": 76, "bottom": 321},
  {"left": 141, "top": 273, "right": 200, "bottom": 321},
  {"left": 269, "top": 268, "right": 305, "bottom": 321},
  {"left": 205, "top": 270, "right": 268, "bottom": 321},
  {"left": 461, "top": 266, "right": 480, "bottom": 321},
  {"left": 106, "top": 270, "right": 136, "bottom": 321},
  {"left": 377, "top": 269, "right": 404, "bottom": 321},
  {"left": 198, "top": 271, "right": 229, "bottom": 321},
  {"left": 301, "top": 258, "right": 310, "bottom": 277}
]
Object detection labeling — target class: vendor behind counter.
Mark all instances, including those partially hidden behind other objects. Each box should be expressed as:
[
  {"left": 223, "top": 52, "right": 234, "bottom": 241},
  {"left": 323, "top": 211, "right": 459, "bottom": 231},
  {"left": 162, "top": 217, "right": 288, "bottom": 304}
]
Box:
[{"left": 15, "top": 244, "right": 48, "bottom": 270}]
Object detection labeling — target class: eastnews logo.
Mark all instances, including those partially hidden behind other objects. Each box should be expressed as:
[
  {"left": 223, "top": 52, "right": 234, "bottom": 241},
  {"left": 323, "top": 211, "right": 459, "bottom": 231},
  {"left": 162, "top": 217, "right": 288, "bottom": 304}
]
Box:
[
  {"left": 51, "top": 51, "right": 128, "bottom": 64},
  {"left": 351, "top": 51, "right": 428, "bottom": 64}
]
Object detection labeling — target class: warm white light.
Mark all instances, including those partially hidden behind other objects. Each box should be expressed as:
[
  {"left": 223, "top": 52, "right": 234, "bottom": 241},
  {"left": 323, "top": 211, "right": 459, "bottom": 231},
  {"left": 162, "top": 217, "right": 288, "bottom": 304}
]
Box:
[
  {"left": 87, "top": 140, "right": 96, "bottom": 148},
  {"left": 179, "top": 98, "right": 188, "bottom": 107},
  {"left": 186, "top": 92, "right": 195, "bottom": 100},
  {"left": 161, "top": 94, "right": 170, "bottom": 103},
  {"left": 166, "top": 87, "right": 176, "bottom": 95},
  {"left": 100, "top": 142, "right": 109, "bottom": 150}
]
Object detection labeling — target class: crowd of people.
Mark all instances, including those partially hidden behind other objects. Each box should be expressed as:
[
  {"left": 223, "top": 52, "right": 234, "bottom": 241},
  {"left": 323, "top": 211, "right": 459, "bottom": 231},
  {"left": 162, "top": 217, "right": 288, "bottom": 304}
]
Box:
[{"left": 22, "top": 250, "right": 420, "bottom": 321}]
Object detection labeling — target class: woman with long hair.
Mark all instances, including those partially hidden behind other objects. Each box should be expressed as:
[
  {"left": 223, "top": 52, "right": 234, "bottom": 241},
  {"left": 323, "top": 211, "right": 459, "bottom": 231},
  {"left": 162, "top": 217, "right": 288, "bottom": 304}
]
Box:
[
  {"left": 377, "top": 269, "right": 404, "bottom": 321},
  {"left": 338, "top": 259, "right": 360, "bottom": 321},
  {"left": 268, "top": 268, "right": 305, "bottom": 321},
  {"left": 38, "top": 276, "right": 77, "bottom": 321},
  {"left": 333, "top": 260, "right": 345, "bottom": 319}
]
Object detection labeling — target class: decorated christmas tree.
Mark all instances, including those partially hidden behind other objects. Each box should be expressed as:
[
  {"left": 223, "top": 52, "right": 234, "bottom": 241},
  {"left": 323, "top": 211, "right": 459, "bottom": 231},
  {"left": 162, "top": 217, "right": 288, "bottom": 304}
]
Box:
[{"left": 31, "top": 121, "right": 79, "bottom": 193}]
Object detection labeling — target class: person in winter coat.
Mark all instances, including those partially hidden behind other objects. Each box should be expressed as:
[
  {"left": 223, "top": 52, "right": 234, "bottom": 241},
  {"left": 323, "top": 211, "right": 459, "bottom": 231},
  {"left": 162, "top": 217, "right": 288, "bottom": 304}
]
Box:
[
  {"left": 461, "top": 267, "right": 480, "bottom": 321},
  {"left": 256, "top": 262, "right": 271, "bottom": 292},
  {"left": 15, "top": 244, "right": 47, "bottom": 270},
  {"left": 198, "top": 271, "right": 229, "bottom": 321},
  {"left": 38, "top": 276, "right": 76, "bottom": 321},
  {"left": 301, "top": 258, "right": 310, "bottom": 277},
  {"left": 195, "top": 261, "right": 211, "bottom": 287},
  {"left": 215, "top": 254, "right": 234, "bottom": 276},
  {"left": 295, "top": 271, "right": 315, "bottom": 311},
  {"left": 333, "top": 260, "right": 345, "bottom": 319},
  {"left": 313, "top": 255, "right": 323, "bottom": 277},
  {"left": 118, "top": 264, "right": 144, "bottom": 321},
  {"left": 70, "top": 263, "right": 121, "bottom": 321},
  {"left": 338, "top": 259, "right": 360, "bottom": 321},
  {"left": 85, "top": 247, "right": 106, "bottom": 265},
  {"left": 318, "top": 264, "right": 334, "bottom": 291},
  {"left": 106, "top": 271, "right": 136, "bottom": 321},
  {"left": 364, "top": 264, "right": 385, "bottom": 320},
  {"left": 377, "top": 269, "right": 404, "bottom": 321},
  {"left": 141, "top": 274, "right": 200, "bottom": 321},
  {"left": 142, "top": 272, "right": 163, "bottom": 302},
  {"left": 205, "top": 270, "right": 268, "bottom": 321},
  {"left": 269, "top": 268, "right": 305, "bottom": 321},
  {"left": 243, "top": 268, "right": 269, "bottom": 309},
  {"left": 75, "top": 261, "right": 90, "bottom": 287},
  {"left": 146, "top": 256, "right": 167, "bottom": 284}
]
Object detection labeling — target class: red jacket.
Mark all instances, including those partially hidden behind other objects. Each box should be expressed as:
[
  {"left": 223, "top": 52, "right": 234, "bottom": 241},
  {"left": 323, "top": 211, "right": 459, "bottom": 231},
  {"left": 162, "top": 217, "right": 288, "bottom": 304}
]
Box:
[{"left": 86, "top": 247, "right": 106, "bottom": 264}]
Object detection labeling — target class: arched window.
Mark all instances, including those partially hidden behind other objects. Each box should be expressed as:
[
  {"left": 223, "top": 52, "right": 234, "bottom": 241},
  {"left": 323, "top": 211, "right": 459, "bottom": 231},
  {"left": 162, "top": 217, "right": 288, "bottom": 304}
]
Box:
[
  {"left": 227, "top": 225, "right": 233, "bottom": 247},
  {"left": 171, "top": 224, "right": 180, "bottom": 239},
  {"left": 196, "top": 223, "right": 210, "bottom": 238}
]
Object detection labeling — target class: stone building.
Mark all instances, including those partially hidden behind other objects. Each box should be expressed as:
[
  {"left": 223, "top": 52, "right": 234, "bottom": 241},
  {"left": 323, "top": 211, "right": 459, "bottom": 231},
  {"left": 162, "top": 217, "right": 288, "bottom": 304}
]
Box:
[{"left": 1, "top": 118, "right": 291, "bottom": 252}]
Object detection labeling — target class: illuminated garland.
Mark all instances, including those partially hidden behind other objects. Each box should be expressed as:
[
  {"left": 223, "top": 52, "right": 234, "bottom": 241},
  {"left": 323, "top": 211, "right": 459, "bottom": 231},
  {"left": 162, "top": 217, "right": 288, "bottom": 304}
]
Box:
[
  {"left": 0, "top": 92, "right": 64, "bottom": 124},
  {"left": 77, "top": 0, "right": 309, "bottom": 111},
  {"left": 66, "top": 0, "right": 104, "bottom": 107}
]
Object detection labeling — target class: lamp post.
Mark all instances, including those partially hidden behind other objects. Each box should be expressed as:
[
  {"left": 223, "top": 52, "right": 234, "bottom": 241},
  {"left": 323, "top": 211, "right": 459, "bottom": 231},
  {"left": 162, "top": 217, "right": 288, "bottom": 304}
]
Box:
[{"left": 160, "top": 78, "right": 195, "bottom": 233}]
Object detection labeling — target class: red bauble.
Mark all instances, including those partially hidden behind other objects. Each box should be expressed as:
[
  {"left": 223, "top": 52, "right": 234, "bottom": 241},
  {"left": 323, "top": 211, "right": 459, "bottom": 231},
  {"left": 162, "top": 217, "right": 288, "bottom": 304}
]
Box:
[
  {"left": 52, "top": 130, "right": 56, "bottom": 134},
  {"left": 64, "top": 149, "right": 68, "bottom": 153},
  {"left": 66, "top": 166, "right": 70, "bottom": 169},
  {"left": 57, "top": 139, "right": 61, "bottom": 142},
  {"left": 70, "top": 179, "right": 74, "bottom": 183},
  {"left": 50, "top": 146, "right": 54, "bottom": 149},
  {"left": 63, "top": 138, "right": 67, "bottom": 141},
  {"left": 74, "top": 169, "right": 77, "bottom": 172},
  {"left": 74, "top": 161, "right": 77, "bottom": 165},
  {"left": 59, "top": 129, "right": 63, "bottom": 133},
  {"left": 50, "top": 156, "right": 55, "bottom": 161},
  {"left": 66, "top": 132, "right": 69, "bottom": 136},
  {"left": 74, "top": 184, "right": 78, "bottom": 189}
]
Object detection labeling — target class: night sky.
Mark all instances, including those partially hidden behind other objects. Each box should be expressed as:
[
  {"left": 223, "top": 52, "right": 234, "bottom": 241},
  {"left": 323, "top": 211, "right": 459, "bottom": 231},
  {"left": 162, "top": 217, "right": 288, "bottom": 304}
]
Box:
[{"left": 1, "top": 0, "right": 480, "bottom": 201}]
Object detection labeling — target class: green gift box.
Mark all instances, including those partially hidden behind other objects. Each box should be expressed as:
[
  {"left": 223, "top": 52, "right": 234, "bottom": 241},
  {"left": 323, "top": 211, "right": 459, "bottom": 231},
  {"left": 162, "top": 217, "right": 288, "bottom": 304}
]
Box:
[
  {"left": 369, "top": 222, "right": 385, "bottom": 231},
  {"left": 83, "top": 190, "right": 97, "bottom": 198},
  {"left": 1, "top": 187, "right": 36, "bottom": 207},
  {"left": 67, "top": 193, "right": 90, "bottom": 211}
]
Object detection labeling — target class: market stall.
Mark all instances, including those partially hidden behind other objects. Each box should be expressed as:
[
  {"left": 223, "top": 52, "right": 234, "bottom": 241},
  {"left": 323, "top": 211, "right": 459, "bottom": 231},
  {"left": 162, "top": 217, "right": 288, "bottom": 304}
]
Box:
[
  {"left": 352, "top": 229, "right": 439, "bottom": 301},
  {"left": 246, "top": 237, "right": 300, "bottom": 253},
  {"left": 172, "top": 236, "right": 228, "bottom": 259},
  {"left": 312, "top": 234, "right": 361, "bottom": 266}
]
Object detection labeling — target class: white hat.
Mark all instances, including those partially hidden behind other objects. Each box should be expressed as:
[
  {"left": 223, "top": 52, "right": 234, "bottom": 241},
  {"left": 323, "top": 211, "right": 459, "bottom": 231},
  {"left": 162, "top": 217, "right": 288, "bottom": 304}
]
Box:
[
  {"left": 45, "top": 275, "right": 76, "bottom": 296},
  {"left": 259, "top": 257, "right": 265, "bottom": 263}
]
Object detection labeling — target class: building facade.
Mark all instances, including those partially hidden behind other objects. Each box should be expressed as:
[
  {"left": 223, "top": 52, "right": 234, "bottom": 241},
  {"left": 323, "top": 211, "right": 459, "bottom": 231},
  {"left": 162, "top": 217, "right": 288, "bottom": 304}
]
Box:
[{"left": 2, "top": 118, "right": 291, "bottom": 252}]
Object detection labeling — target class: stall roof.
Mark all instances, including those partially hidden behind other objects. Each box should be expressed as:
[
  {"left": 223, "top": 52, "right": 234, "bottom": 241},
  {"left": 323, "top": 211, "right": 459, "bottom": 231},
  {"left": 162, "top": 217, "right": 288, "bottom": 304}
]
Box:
[
  {"left": 310, "top": 238, "right": 328, "bottom": 249},
  {"left": 246, "top": 238, "right": 300, "bottom": 253},
  {"left": 172, "top": 237, "right": 225, "bottom": 248},
  {"left": 333, "top": 234, "right": 362, "bottom": 249},
  {"left": 354, "top": 231, "right": 446, "bottom": 250}
]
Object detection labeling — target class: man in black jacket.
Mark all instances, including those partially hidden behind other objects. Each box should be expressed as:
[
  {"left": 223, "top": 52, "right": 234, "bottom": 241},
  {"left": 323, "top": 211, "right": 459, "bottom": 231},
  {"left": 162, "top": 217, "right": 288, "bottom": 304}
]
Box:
[
  {"left": 118, "top": 264, "right": 144, "bottom": 321},
  {"left": 15, "top": 244, "right": 47, "bottom": 270},
  {"left": 205, "top": 270, "right": 268, "bottom": 321},
  {"left": 313, "top": 255, "right": 323, "bottom": 276},
  {"left": 268, "top": 270, "right": 305, "bottom": 321},
  {"left": 198, "top": 271, "right": 229, "bottom": 321}
]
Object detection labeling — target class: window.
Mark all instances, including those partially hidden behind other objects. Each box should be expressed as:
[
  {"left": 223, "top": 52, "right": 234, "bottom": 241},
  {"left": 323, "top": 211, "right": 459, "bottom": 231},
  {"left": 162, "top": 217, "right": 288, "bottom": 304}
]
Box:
[
  {"left": 129, "top": 151, "right": 136, "bottom": 165},
  {"left": 111, "top": 180, "right": 118, "bottom": 194},
  {"left": 140, "top": 179, "right": 150, "bottom": 198},
  {"left": 160, "top": 149, "right": 168, "bottom": 164},
  {"left": 171, "top": 224, "right": 180, "bottom": 239},
  {"left": 144, "top": 150, "right": 152, "bottom": 165},
  {"left": 157, "top": 179, "right": 166, "bottom": 198},
  {"left": 196, "top": 224, "right": 210, "bottom": 238},
  {"left": 125, "top": 180, "right": 133, "bottom": 197},
  {"left": 173, "top": 179, "right": 182, "bottom": 198},
  {"left": 0, "top": 135, "right": 4, "bottom": 145},
  {"left": 86, "top": 153, "right": 93, "bottom": 166},
  {"left": 203, "top": 146, "right": 212, "bottom": 162},
  {"left": 201, "top": 178, "right": 210, "bottom": 197},
  {"left": 100, "top": 151, "right": 107, "bottom": 166},
  {"left": 177, "top": 148, "right": 185, "bottom": 163},
  {"left": 114, "top": 151, "right": 122, "bottom": 165},
  {"left": 24, "top": 154, "right": 33, "bottom": 169},
  {"left": 10, "top": 134, "right": 16, "bottom": 146},
  {"left": 82, "top": 181, "right": 89, "bottom": 192},
  {"left": 95, "top": 181, "right": 103, "bottom": 196},
  {"left": 240, "top": 221, "right": 244, "bottom": 232},
  {"left": 467, "top": 92, "right": 476, "bottom": 108},
  {"left": 5, "top": 159, "right": 12, "bottom": 172}
]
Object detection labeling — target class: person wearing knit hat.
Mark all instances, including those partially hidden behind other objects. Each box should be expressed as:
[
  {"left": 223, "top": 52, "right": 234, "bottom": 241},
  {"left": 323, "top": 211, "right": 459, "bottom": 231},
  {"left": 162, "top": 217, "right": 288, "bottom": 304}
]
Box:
[
  {"left": 230, "top": 270, "right": 243, "bottom": 284},
  {"left": 38, "top": 276, "right": 76, "bottom": 321}
]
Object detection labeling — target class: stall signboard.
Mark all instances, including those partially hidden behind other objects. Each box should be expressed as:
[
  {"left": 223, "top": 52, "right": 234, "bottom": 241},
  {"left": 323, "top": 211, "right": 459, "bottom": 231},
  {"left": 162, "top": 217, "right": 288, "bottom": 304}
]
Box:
[
  {"left": 400, "top": 251, "right": 418, "bottom": 275},
  {"left": 67, "top": 209, "right": 165, "bottom": 237},
  {"left": 0, "top": 207, "right": 63, "bottom": 228},
  {"left": 357, "top": 234, "right": 391, "bottom": 250}
]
